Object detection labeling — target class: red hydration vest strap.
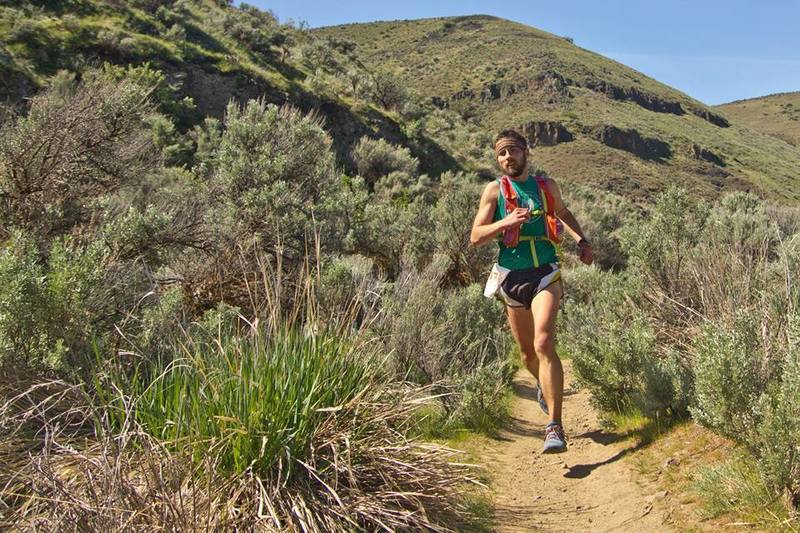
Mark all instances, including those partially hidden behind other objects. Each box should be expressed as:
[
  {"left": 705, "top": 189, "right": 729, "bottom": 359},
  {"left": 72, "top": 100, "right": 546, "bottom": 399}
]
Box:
[
  {"left": 533, "top": 175, "right": 563, "bottom": 245},
  {"left": 499, "top": 175, "right": 520, "bottom": 247}
]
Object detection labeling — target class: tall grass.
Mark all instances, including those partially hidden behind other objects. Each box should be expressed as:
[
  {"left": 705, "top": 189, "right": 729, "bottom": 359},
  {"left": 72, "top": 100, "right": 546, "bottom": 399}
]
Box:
[{"left": 99, "top": 323, "right": 374, "bottom": 479}]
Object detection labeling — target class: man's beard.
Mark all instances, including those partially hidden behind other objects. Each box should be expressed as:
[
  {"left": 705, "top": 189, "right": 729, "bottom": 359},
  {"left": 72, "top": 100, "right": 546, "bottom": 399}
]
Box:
[{"left": 507, "top": 156, "right": 527, "bottom": 178}]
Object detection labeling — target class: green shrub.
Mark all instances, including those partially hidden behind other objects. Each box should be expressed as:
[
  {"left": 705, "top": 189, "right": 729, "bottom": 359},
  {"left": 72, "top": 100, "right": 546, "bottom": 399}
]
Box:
[
  {"left": 0, "top": 232, "right": 55, "bottom": 367},
  {"left": 448, "top": 359, "right": 512, "bottom": 433},
  {"left": 753, "top": 314, "right": 799, "bottom": 506},
  {"left": 691, "top": 311, "right": 800, "bottom": 507},
  {"left": 620, "top": 186, "right": 709, "bottom": 308},
  {"left": 691, "top": 315, "right": 770, "bottom": 443},
  {"left": 694, "top": 452, "right": 785, "bottom": 523},
  {"left": 377, "top": 258, "right": 512, "bottom": 427},
  {"left": 190, "top": 116, "right": 223, "bottom": 177},
  {"left": 432, "top": 182, "right": 494, "bottom": 285},
  {"left": 145, "top": 113, "right": 194, "bottom": 167},
  {"left": 348, "top": 194, "right": 434, "bottom": 278},
  {"left": 352, "top": 136, "right": 419, "bottom": 186},
  {"left": 568, "top": 304, "right": 655, "bottom": 413},
  {"left": 563, "top": 267, "right": 690, "bottom": 416},
  {"left": 559, "top": 179, "right": 638, "bottom": 270},
  {"left": 0, "top": 231, "right": 134, "bottom": 371},
  {"left": 317, "top": 255, "right": 383, "bottom": 331},
  {"left": 691, "top": 191, "right": 778, "bottom": 320},
  {"left": 192, "top": 99, "right": 347, "bottom": 310},
  {"left": 361, "top": 68, "right": 408, "bottom": 111},
  {"left": 0, "top": 69, "right": 157, "bottom": 243}
]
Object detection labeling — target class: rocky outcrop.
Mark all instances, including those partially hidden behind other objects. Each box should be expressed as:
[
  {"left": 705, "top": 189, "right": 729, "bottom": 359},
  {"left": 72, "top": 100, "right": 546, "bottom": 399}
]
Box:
[
  {"left": 446, "top": 70, "right": 694, "bottom": 120},
  {"left": 591, "top": 126, "right": 671, "bottom": 160},
  {"left": 690, "top": 144, "right": 725, "bottom": 166},
  {"left": 519, "top": 121, "right": 574, "bottom": 146},
  {"left": 430, "top": 95, "right": 447, "bottom": 109},
  {"left": 450, "top": 71, "right": 571, "bottom": 104},
  {"left": 446, "top": 69, "right": 730, "bottom": 129},
  {"left": 581, "top": 80, "right": 685, "bottom": 115},
  {"left": 690, "top": 108, "right": 730, "bottom": 128}
]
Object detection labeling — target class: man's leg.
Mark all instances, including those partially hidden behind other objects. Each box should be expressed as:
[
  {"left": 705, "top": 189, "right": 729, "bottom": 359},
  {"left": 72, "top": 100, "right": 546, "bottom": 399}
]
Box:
[
  {"left": 531, "top": 281, "right": 564, "bottom": 424},
  {"left": 505, "top": 305, "right": 537, "bottom": 380}
]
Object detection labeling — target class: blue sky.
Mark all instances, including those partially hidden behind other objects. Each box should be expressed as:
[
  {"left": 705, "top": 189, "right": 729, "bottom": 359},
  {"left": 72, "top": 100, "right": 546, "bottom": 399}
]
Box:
[{"left": 244, "top": 0, "right": 800, "bottom": 105}]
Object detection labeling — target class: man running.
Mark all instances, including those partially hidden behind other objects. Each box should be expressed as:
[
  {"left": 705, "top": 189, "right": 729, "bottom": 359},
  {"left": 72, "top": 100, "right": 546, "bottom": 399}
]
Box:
[{"left": 470, "top": 129, "right": 593, "bottom": 453}]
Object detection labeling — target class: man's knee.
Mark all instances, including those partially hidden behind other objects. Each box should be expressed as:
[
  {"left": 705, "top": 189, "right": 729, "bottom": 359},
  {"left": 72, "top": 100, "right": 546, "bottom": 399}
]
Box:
[
  {"left": 533, "top": 333, "right": 556, "bottom": 358},
  {"left": 520, "top": 348, "right": 538, "bottom": 365}
]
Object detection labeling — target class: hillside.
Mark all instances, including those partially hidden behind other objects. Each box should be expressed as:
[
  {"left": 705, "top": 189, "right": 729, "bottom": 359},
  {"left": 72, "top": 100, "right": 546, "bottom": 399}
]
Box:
[
  {"left": 2, "top": 4, "right": 799, "bottom": 203},
  {"left": 0, "top": 0, "right": 462, "bottom": 176},
  {"left": 316, "top": 16, "right": 800, "bottom": 203},
  {"left": 717, "top": 91, "right": 800, "bottom": 147}
]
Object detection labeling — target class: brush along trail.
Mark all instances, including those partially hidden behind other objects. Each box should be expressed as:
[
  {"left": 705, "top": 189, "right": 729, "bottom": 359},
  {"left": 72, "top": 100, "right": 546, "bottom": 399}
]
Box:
[{"left": 480, "top": 361, "right": 670, "bottom": 532}]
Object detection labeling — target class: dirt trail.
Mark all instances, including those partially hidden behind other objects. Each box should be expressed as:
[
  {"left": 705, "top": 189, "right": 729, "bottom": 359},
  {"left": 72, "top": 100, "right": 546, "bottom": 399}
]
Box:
[{"left": 482, "top": 361, "right": 670, "bottom": 532}]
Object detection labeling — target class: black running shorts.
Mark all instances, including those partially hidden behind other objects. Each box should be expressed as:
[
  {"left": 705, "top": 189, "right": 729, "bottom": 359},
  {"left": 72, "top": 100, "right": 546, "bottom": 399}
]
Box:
[{"left": 498, "top": 263, "right": 561, "bottom": 309}]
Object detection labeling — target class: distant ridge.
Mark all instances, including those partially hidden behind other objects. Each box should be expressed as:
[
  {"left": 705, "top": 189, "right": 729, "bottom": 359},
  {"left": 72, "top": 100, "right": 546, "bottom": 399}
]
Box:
[
  {"left": 717, "top": 91, "right": 800, "bottom": 147},
  {"left": 718, "top": 90, "right": 800, "bottom": 107}
]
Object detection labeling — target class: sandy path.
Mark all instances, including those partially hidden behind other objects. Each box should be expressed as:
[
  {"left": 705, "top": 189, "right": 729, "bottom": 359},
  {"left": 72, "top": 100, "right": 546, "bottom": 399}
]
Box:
[{"left": 482, "top": 362, "right": 670, "bottom": 532}]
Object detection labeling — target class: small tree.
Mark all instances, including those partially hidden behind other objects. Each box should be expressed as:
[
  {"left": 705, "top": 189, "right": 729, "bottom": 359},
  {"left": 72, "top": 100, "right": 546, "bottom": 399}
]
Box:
[{"left": 365, "top": 68, "right": 408, "bottom": 111}]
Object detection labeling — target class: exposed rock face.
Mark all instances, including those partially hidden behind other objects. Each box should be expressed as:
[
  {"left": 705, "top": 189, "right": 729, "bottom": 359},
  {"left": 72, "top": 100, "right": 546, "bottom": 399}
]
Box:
[
  {"left": 691, "top": 108, "right": 730, "bottom": 128},
  {"left": 591, "top": 125, "right": 671, "bottom": 160},
  {"left": 450, "top": 71, "right": 571, "bottom": 104},
  {"left": 519, "top": 121, "right": 574, "bottom": 146},
  {"left": 581, "top": 80, "right": 685, "bottom": 115},
  {"left": 690, "top": 144, "right": 725, "bottom": 166},
  {"left": 181, "top": 66, "right": 274, "bottom": 118},
  {"left": 430, "top": 95, "right": 447, "bottom": 109},
  {"left": 445, "top": 70, "right": 731, "bottom": 128},
  {"left": 451, "top": 87, "right": 476, "bottom": 101}
]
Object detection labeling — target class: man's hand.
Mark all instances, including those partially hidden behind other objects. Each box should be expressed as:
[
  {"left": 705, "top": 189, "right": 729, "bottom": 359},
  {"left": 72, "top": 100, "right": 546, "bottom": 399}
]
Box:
[
  {"left": 502, "top": 207, "right": 530, "bottom": 229},
  {"left": 578, "top": 240, "right": 593, "bottom": 265}
]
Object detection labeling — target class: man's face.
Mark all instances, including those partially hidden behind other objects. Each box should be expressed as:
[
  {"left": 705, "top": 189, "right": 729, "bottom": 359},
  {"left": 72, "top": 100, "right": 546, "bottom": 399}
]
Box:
[{"left": 495, "top": 138, "right": 527, "bottom": 178}]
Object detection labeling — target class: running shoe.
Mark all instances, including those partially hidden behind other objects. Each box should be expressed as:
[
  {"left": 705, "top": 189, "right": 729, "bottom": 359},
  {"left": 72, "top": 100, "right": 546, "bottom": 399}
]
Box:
[
  {"left": 533, "top": 381, "right": 549, "bottom": 415},
  {"left": 542, "top": 422, "right": 568, "bottom": 454}
]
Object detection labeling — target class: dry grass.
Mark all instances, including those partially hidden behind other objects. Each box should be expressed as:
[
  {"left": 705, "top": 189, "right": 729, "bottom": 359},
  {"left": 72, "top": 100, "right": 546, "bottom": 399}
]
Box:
[{"left": 0, "top": 360, "right": 482, "bottom": 531}]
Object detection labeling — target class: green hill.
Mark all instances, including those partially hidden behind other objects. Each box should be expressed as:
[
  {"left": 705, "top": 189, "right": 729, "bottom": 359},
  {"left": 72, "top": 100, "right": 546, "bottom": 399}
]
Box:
[
  {"left": 717, "top": 91, "right": 800, "bottom": 147},
  {"left": 2, "top": 4, "right": 799, "bottom": 203},
  {"left": 0, "top": 0, "right": 462, "bottom": 176},
  {"left": 315, "top": 16, "right": 800, "bottom": 203}
]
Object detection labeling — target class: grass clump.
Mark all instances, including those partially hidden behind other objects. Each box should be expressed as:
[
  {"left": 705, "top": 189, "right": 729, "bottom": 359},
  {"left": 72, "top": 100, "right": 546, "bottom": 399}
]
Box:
[
  {"left": 101, "top": 315, "right": 373, "bottom": 478},
  {"left": 694, "top": 452, "right": 793, "bottom": 528}
]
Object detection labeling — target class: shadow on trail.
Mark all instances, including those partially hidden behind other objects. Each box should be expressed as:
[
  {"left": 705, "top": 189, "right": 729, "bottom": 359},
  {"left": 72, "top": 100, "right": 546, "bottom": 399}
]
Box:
[
  {"left": 563, "top": 441, "right": 645, "bottom": 479},
  {"left": 512, "top": 379, "right": 577, "bottom": 401},
  {"left": 493, "top": 416, "right": 545, "bottom": 440},
  {"left": 574, "top": 429, "right": 626, "bottom": 445}
]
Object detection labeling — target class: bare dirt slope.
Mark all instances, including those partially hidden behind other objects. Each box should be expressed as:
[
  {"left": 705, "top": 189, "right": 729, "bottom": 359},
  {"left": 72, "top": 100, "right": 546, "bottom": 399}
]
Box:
[{"left": 482, "top": 361, "right": 671, "bottom": 532}]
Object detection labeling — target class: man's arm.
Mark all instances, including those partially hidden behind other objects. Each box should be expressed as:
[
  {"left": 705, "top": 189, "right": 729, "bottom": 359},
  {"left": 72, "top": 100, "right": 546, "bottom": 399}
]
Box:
[
  {"left": 470, "top": 181, "right": 529, "bottom": 246},
  {"left": 547, "top": 178, "right": 593, "bottom": 264}
]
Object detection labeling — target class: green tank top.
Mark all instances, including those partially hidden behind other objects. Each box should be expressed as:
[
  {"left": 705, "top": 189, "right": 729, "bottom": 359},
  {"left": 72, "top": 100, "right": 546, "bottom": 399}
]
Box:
[{"left": 493, "top": 175, "right": 559, "bottom": 270}]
